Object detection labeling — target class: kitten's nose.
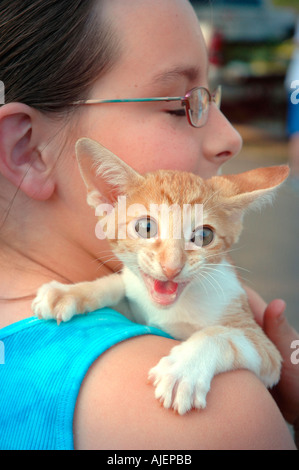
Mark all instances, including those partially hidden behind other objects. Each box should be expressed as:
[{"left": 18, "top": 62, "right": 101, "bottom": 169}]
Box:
[{"left": 162, "top": 265, "right": 182, "bottom": 280}]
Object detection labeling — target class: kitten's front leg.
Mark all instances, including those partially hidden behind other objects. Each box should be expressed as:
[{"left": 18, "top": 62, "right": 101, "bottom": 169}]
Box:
[
  {"left": 148, "top": 325, "right": 281, "bottom": 415},
  {"left": 32, "top": 273, "right": 125, "bottom": 324},
  {"left": 149, "top": 333, "right": 218, "bottom": 415}
]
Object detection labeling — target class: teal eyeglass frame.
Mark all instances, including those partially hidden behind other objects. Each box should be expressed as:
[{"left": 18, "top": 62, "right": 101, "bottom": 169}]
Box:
[{"left": 73, "top": 85, "right": 222, "bottom": 128}]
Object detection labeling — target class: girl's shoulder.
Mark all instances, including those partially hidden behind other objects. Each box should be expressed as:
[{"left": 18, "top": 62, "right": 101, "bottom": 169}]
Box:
[{"left": 0, "top": 309, "right": 167, "bottom": 450}]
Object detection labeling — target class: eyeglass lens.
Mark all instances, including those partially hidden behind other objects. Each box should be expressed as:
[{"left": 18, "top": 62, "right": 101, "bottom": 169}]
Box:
[
  {"left": 188, "top": 89, "right": 208, "bottom": 128},
  {"left": 187, "top": 87, "right": 221, "bottom": 128}
]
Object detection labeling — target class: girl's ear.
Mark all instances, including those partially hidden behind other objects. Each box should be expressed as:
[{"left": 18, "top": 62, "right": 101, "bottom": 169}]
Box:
[
  {"left": 75, "top": 137, "right": 144, "bottom": 209},
  {"left": 0, "top": 103, "right": 55, "bottom": 200}
]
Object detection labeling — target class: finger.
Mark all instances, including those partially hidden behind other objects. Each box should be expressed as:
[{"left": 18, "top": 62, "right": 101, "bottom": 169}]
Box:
[
  {"left": 264, "top": 299, "right": 286, "bottom": 323},
  {"left": 263, "top": 300, "right": 299, "bottom": 358},
  {"left": 244, "top": 285, "right": 266, "bottom": 327}
]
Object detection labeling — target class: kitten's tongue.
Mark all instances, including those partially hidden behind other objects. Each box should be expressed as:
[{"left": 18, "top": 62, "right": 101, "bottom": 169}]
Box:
[
  {"left": 154, "top": 280, "right": 178, "bottom": 295},
  {"left": 152, "top": 279, "right": 179, "bottom": 306}
]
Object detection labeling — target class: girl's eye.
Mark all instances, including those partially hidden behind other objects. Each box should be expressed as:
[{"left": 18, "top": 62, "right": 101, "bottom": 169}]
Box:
[
  {"left": 135, "top": 217, "right": 158, "bottom": 239},
  {"left": 190, "top": 226, "right": 214, "bottom": 247},
  {"left": 166, "top": 108, "right": 186, "bottom": 117}
]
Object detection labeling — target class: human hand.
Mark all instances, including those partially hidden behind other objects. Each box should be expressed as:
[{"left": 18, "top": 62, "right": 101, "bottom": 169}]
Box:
[{"left": 261, "top": 299, "right": 299, "bottom": 447}]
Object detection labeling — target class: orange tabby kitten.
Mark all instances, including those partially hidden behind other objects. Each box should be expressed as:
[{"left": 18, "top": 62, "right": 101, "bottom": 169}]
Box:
[{"left": 32, "top": 138, "right": 289, "bottom": 415}]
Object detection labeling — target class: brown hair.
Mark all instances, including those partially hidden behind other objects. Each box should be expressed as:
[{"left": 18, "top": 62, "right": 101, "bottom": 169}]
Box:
[{"left": 0, "top": 0, "right": 120, "bottom": 114}]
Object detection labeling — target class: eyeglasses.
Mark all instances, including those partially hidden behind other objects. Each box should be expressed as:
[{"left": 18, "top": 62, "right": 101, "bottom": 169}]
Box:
[{"left": 72, "top": 85, "right": 222, "bottom": 128}]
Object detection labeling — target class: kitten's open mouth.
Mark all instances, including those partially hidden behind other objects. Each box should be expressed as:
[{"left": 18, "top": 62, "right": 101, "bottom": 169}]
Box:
[{"left": 141, "top": 272, "right": 188, "bottom": 307}]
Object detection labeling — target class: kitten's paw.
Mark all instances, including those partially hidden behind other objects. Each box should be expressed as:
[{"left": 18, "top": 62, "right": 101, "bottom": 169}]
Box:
[
  {"left": 260, "top": 347, "right": 282, "bottom": 389},
  {"left": 148, "top": 346, "right": 211, "bottom": 415},
  {"left": 32, "top": 281, "right": 80, "bottom": 324}
]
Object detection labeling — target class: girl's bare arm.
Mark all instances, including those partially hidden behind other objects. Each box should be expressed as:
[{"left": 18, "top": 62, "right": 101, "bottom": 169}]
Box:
[{"left": 73, "top": 335, "right": 296, "bottom": 450}]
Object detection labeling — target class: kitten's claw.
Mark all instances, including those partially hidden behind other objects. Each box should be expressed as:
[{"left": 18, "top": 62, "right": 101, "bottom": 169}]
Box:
[
  {"left": 32, "top": 280, "right": 78, "bottom": 323},
  {"left": 148, "top": 346, "right": 211, "bottom": 415}
]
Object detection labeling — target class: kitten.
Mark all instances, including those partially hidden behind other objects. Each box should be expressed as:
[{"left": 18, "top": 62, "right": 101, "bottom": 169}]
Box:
[{"left": 32, "top": 138, "right": 289, "bottom": 415}]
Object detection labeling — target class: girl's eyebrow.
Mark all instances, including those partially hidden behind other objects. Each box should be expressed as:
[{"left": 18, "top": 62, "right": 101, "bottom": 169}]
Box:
[{"left": 149, "top": 65, "right": 202, "bottom": 86}]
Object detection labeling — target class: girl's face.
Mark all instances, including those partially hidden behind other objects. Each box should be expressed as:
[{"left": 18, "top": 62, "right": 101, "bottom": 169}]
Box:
[
  {"left": 75, "top": 0, "right": 242, "bottom": 179},
  {"left": 48, "top": 0, "right": 243, "bottom": 273}
]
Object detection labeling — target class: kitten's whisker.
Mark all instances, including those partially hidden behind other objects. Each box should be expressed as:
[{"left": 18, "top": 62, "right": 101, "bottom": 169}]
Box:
[
  {"left": 201, "top": 266, "right": 228, "bottom": 278},
  {"left": 95, "top": 249, "right": 122, "bottom": 258},
  {"left": 204, "top": 263, "right": 251, "bottom": 274},
  {"left": 193, "top": 271, "right": 219, "bottom": 297},
  {"left": 204, "top": 200, "right": 231, "bottom": 216},
  {"left": 94, "top": 256, "right": 119, "bottom": 265},
  {"left": 91, "top": 250, "right": 118, "bottom": 263},
  {"left": 92, "top": 260, "right": 120, "bottom": 270},
  {"left": 205, "top": 266, "right": 251, "bottom": 287},
  {"left": 201, "top": 269, "right": 225, "bottom": 299},
  {"left": 202, "top": 265, "right": 251, "bottom": 289},
  {"left": 240, "top": 276, "right": 250, "bottom": 284},
  {"left": 94, "top": 253, "right": 120, "bottom": 262},
  {"left": 94, "top": 256, "right": 123, "bottom": 271},
  {"left": 192, "top": 272, "right": 209, "bottom": 296},
  {"left": 204, "top": 201, "right": 226, "bottom": 214},
  {"left": 202, "top": 188, "right": 223, "bottom": 209},
  {"left": 203, "top": 264, "right": 230, "bottom": 276},
  {"left": 204, "top": 246, "right": 242, "bottom": 260}
]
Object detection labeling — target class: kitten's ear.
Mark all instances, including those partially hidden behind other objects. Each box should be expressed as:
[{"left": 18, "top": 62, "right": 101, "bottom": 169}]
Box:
[
  {"left": 75, "top": 137, "right": 144, "bottom": 209},
  {"left": 220, "top": 165, "right": 290, "bottom": 212}
]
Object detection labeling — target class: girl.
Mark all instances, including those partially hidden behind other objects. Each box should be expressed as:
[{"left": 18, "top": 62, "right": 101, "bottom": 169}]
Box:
[{"left": 0, "top": 0, "right": 297, "bottom": 450}]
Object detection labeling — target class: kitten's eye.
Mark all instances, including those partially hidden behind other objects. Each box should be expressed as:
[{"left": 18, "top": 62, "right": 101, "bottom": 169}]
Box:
[
  {"left": 135, "top": 217, "right": 158, "bottom": 239},
  {"left": 190, "top": 226, "right": 214, "bottom": 247}
]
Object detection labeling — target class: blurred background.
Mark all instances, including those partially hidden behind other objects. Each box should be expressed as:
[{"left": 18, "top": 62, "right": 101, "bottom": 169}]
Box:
[{"left": 191, "top": 0, "right": 299, "bottom": 330}]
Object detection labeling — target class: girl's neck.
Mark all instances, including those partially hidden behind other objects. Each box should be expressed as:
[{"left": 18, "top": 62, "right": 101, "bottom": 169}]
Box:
[{"left": 0, "top": 239, "right": 117, "bottom": 329}]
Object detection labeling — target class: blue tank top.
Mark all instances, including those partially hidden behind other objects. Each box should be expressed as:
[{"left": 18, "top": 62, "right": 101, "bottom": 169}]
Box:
[{"left": 0, "top": 309, "right": 170, "bottom": 450}]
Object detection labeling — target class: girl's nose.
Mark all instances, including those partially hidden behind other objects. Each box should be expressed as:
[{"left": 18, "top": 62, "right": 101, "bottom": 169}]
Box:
[{"left": 201, "top": 105, "right": 243, "bottom": 165}]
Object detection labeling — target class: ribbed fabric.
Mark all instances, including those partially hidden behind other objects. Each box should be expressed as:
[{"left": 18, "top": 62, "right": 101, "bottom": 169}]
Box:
[{"left": 0, "top": 309, "right": 170, "bottom": 450}]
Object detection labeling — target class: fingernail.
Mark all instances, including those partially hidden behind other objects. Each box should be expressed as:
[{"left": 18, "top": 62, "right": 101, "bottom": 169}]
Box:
[{"left": 276, "top": 311, "right": 285, "bottom": 324}]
